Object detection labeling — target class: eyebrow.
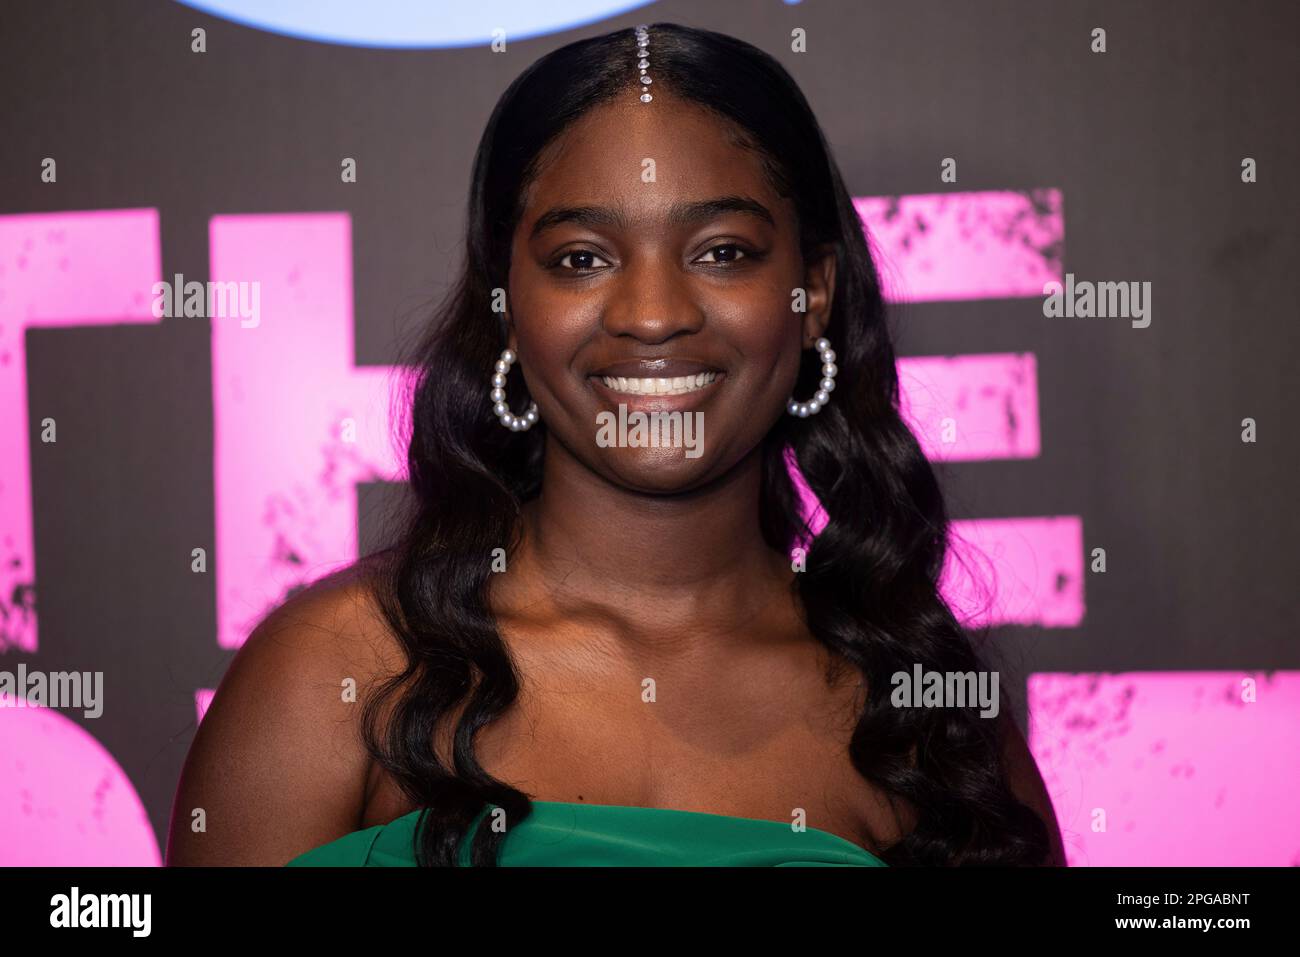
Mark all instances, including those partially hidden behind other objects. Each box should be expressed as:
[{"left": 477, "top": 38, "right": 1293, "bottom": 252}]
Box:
[{"left": 528, "top": 195, "right": 776, "bottom": 240}]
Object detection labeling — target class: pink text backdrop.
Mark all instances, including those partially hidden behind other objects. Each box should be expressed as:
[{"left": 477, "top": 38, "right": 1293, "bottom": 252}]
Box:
[{"left": 5, "top": 190, "right": 1290, "bottom": 865}]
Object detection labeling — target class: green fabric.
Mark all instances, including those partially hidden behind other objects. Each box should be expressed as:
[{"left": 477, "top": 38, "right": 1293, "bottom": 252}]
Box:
[{"left": 286, "top": 800, "right": 888, "bottom": 867}]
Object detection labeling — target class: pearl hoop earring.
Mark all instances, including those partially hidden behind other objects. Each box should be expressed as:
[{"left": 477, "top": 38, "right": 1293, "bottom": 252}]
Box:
[
  {"left": 490, "top": 348, "right": 539, "bottom": 431},
  {"left": 786, "top": 337, "right": 837, "bottom": 417}
]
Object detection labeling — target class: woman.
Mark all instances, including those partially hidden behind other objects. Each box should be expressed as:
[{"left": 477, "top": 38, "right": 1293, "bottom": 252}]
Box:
[{"left": 167, "top": 22, "right": 1065, "bottom": 867}]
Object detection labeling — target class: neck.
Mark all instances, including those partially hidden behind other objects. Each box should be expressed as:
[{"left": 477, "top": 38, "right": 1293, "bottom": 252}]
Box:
[{"left": 512, "top": 438, "right": 794, "bottom": 638}]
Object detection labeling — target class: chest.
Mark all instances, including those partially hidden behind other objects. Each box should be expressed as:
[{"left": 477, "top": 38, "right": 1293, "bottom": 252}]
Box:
[{"left": 361, "top": 630, "right": 915, "bottom": 854}]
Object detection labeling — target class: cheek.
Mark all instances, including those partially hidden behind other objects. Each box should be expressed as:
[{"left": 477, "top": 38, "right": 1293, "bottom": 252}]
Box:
[
  {"left": 508, "top": 276, "right": 591, "bottom": 399},
  {"left": 514, "top": 325, "right": 578, "bottom": 402},
  {"left": 713, "top": 291, "right": 803, "bottom": 391}
]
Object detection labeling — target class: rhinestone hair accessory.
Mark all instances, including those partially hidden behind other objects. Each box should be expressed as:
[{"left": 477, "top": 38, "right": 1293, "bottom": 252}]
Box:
[{"left": 635, "top": 24, "right": 652, "bottom": 102}]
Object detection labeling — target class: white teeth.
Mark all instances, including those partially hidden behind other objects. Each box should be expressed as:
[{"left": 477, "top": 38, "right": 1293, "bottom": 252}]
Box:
[{"left": 599, "top": 372, "right": 718, "bottom": 395}]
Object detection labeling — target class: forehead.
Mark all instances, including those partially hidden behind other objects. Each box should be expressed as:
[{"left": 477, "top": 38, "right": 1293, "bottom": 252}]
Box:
[{"left": 517, "top": 93, "right": 788, "bottom": 225}]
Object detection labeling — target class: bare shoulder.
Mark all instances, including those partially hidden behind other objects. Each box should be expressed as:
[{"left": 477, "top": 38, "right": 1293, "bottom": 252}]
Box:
[
  {"left": 234, "top": 556, "right": 405, "bottom": 682},
  {"left": 997, "top": 711, "right": 1068, "bottom": 866},
  {"left": 165, "top": 554, "right": 406, "bottom": 866}
]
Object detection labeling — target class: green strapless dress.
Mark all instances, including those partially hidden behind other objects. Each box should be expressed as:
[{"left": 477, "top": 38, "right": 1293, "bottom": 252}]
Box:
[{"left": 286, "top": 800, "right": 888, "bottom": 867}]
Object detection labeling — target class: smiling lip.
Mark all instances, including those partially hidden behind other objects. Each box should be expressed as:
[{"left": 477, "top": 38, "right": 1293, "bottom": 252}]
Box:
[
  {"left": 588, "top": 358, "right": 725, "bottom": 403},
  {"left": 587, "top": 358, "right": 725, "bottom": 408},
  {"left": 590, "top": 358, "right": 721, "bottom": 379},
  {"left": 590, "top": 373, "right": 723, "bottom": 410}
]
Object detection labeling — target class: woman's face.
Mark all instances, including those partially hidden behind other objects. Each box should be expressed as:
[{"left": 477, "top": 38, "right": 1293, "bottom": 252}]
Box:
[{"left": 506, "top": 90, "right": 835, "bottom": 493}]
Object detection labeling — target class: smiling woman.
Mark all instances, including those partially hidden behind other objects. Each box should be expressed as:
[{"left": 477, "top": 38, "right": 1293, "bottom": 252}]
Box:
[{"left": 167, "top": 21, "right": 1065, "bottom": 868}]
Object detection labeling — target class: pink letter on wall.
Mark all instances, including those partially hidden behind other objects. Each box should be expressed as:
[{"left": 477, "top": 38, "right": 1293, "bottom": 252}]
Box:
[
  {"left": 823, "top": 190, "right": 1078, "bottom": 627},
  {"left": 1029, "top": 671, "right": 1300, "bottom": 865},
  {"left": 210, "top": 213, "right": 404, "bottom": 649},
  {"left": 0, "top": 209, "right": 161, "bottom": 652},
  {"left": 898, "top": 352, "right": 1041, "bottom": 462},
  {"left": 0, "top": 208, "right": 161, "bottom": 865},
  {"left": 945, "top": 517, "right": 1085, "bottom": 628},
  {"left": 854, "top": 189, "right": 1064, "bottom": 303},
  {"left": 0, "top": 693, "right": 160, "bottom": 865}
]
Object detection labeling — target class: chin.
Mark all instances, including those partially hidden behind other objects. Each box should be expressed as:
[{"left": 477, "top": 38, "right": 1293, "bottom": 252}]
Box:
[{"left": 596, "top": 447, "right": 720, "bottom": 494}]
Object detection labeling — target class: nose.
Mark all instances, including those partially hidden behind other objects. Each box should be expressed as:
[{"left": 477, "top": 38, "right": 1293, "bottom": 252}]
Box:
[{"left": 600, "top": 252, "right": 705, "bottom": 344}]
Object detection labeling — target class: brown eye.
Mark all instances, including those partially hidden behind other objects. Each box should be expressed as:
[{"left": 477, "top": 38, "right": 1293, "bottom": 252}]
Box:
[
  {"left": 555, "top": 249, "right": 611, "bottom": 271},
  {"left": 696, "top": 244, "right": 749, "bottom": 265}
]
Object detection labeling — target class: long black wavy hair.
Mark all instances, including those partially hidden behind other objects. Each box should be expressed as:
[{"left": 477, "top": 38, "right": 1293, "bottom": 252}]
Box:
[{"left": 361, "top": 21, "right": 1051, "bottom": 866}]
